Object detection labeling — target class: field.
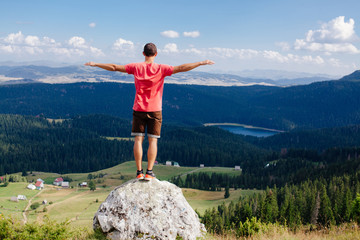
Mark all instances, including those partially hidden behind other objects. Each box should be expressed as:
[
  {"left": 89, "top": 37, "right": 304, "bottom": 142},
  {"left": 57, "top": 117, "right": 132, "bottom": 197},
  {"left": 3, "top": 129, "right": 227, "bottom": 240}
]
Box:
[
  {"left": 1, "top": 161, "right": 246, "bottom": 229},
  {"left": 2, "top": 163, "right": 359, "bottom": 240}
]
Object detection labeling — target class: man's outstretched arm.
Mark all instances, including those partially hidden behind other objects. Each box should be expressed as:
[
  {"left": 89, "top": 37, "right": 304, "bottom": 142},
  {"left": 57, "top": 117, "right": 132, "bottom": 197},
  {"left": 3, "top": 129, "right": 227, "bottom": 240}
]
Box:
[
  {"left": 84, "top": 62, "right": 127, "bottom": 73},
  {"left": 172, "top": 60, "right": 215, "bottom": 74}
]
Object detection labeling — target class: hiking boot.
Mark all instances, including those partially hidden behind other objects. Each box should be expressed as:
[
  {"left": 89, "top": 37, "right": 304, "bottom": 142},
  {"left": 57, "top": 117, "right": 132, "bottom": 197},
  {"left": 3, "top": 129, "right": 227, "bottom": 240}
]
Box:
[
  {"left": 144, "top": 170, "right": 156, "bottom": 181},
  {"left": 136, "top": 169, "right": 144, "bottom": 180}
]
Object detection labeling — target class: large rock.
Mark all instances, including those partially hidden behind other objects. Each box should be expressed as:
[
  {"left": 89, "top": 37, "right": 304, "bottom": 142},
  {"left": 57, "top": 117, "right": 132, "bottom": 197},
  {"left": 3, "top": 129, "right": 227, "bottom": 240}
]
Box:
[{"left": 93, "top": 179, "right": 206, "bottom": 240}]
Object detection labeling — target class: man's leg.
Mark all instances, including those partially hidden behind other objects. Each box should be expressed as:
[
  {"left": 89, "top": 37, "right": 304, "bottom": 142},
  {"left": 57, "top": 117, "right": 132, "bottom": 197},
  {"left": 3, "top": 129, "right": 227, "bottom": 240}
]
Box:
[
  {"left": 147, "top": 137, "right": 158, "bottom": 171},
  {"left": 134, "top": 136, "right": 144, "bottom": 171}
]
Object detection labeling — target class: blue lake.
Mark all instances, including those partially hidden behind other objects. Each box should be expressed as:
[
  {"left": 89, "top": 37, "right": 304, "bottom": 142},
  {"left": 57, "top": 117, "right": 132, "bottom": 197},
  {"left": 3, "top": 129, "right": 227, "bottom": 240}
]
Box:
[{"left": 216, "top": 125, "right": 279, "bottom": 137}]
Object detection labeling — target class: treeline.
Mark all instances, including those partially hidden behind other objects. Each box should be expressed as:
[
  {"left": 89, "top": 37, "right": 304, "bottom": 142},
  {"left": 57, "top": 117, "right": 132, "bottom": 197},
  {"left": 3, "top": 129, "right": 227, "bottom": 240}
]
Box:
[
  {"left": 202, "top": 173, "right": 360, "bottom": 234},
  {"left": 0, "top": 114, "right": 269, "bottom": 175},
  {"left": 247, "top": 124, "right": 360, "bottom": 151},
  {"left": 0, "top": 114, "right": 134, "bottom": 175},
  {"left": 171, "top": 147, "right": 360, "bottom": 190},
  {"left": 159, "top": 126, "right": 268, "bottom": 169}
]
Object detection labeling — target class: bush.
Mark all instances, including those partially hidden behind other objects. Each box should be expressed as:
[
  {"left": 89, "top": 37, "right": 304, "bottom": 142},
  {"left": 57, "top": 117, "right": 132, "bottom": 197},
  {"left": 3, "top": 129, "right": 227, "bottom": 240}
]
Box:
[
  {"left": 236, "top": 217, "right": 264, "bottom": 237},
  {"left": 30, "top": 202, "right": 41, "bottom": 210},
  {"left": 0, "top": 216, "right": 75, "bottom": 240}
]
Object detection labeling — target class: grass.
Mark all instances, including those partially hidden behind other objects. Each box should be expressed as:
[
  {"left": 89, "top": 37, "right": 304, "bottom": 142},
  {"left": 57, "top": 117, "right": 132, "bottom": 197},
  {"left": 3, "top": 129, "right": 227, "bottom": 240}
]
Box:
[
  {"left": 183, "top": 188, "right": 262, "bottom": 215},
  {"left": 0, "top": 182, "right": 40, "bottom": 220},
  {"left": 207, "top": 223, "right": 360, "bottom": 240},
  {"left": 1, "top": 180, "right": 359, "bottom": 239},
  {"left": 0, "top": 161, "right": 248, "bottom": 236}
]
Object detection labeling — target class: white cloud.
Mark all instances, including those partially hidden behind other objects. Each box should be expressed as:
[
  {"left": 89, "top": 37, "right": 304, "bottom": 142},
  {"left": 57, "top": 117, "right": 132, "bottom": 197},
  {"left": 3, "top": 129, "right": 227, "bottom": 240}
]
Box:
[
  {"left": 161, "top": 30, "right": 179, "bottom": 38},
  {"left": 68, "top": 36, "right": 87, "bottom": 48},
  {"left": 307, "top": 16, "right": 356, "bottom": 43},
  {"left": 294, "top": 16, "right": 360, "bottom": 54},
  {"left": 163, "top": 43, "right": 179, "bottom": 53},
  {"left": 112, "top": 38, "right": 134, "bottom": 51},
  {"left": 89, "top": 22, "right": 96, "bottom": 28},
  {"left": 0, "top": 32, "right": 103, "bottom": 59},
  {"left": 24, "top": 35, "right": 41, "bottom": 46},
  {"left": 208, "top": 48, "right": 259, "bottom": 59},
  {"left": 183, "top": 31, "right": 200, "bottom": 38},
  {"left": 4, "top": 31, "right": 24, "bottom": 44}
]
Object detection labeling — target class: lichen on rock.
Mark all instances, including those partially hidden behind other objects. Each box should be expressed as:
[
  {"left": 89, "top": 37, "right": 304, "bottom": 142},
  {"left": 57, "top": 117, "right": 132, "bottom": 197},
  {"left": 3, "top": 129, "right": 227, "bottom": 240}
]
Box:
[{"left": 93, "top": 178, "right": 206, "bottom": 240}]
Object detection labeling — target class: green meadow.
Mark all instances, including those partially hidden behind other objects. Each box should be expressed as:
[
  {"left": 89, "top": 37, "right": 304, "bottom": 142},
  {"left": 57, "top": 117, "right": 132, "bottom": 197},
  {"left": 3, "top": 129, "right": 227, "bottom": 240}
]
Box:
[{"left": 1, "top": 161, "right": 249, "bottom": 230}]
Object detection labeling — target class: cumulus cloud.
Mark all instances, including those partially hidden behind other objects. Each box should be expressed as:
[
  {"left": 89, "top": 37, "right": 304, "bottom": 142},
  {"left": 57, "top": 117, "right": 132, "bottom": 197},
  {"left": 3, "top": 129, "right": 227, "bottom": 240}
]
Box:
[
  {"left": 183, "top": 31, "right": 200, "bottom": 38},
  {"left": 163, "top": 43, "right": 179, "bottom": 53},
  {"left": 0, "top": 31, "right": 103, "bottom": 58},
  {"left": 68, "top": 36, "right": 87, "bottom": 48},
  {"left": 4, "top": 31, "right": 24, "bottom": 44},
  {"left": 294, "top": 16, "right": 360, "bottom": 54},
  {"left": 162, "top": 44, "right": 326, "bottom": 66},
  {"left": 89, "top": 22, "right": 96, "bottom": 28},
  {"left": 113, "top": 38, "right": 134, "bottom": 51},
  {"left": 161, "top": 30, "right": 179, "bottom": 38}
]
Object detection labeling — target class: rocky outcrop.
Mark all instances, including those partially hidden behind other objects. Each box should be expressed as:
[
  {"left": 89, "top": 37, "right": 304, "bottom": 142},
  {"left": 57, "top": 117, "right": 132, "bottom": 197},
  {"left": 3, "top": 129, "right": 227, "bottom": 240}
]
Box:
[{"left": 93, "top": 179, "right": 206, "bottom": 240}]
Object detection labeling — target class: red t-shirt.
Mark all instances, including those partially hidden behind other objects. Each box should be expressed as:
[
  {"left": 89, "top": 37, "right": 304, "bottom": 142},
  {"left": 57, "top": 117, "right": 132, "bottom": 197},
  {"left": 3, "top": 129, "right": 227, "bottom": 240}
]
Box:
[{"left": 125, "top": 62, "right": 174, "bottom": 112}]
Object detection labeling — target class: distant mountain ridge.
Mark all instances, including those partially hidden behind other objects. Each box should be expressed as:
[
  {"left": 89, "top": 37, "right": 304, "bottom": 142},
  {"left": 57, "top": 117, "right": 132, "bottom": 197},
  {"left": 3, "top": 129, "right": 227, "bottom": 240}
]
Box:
[
  {"left": 339, "top": 70, "right": 360, "bottom": 82},
  {"left": 0, "top": 64, "right": 335, "bottom": 87}
]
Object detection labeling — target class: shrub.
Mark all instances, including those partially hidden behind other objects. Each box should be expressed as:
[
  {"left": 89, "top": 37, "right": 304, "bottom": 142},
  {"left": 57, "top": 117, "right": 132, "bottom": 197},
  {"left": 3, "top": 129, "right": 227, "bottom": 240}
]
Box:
[
  {"left": 30, "top": 202, "right": 41, "bottom": 210},
  {"left": 236, "top": 217, "right": 264, "bottom": 237},
  {"left": 0, "top": 216, "right": 76, "bottom": 240}
]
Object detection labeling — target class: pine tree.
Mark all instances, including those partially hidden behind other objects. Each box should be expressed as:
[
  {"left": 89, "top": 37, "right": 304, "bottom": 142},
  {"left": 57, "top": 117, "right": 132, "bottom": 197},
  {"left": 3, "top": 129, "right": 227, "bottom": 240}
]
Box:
[
  {"left": 318, "top": 185, "right": 335, "bottom": 226},
  {"left": 224, "top": 185, "right": 230, "bottom": 199}
]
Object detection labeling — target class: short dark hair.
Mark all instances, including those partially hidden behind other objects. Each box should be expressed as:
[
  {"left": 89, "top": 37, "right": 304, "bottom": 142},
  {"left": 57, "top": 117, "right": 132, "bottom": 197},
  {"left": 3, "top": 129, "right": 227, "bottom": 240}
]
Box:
[{"left": 143, "top": 43, "right": 157, "bottom": 57}]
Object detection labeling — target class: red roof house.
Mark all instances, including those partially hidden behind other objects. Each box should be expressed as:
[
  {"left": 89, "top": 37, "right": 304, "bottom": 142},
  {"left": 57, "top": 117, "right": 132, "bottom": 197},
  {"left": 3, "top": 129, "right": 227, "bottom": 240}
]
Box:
[{"left": 35, "top": 181, "right": 44, "bottom": 190}]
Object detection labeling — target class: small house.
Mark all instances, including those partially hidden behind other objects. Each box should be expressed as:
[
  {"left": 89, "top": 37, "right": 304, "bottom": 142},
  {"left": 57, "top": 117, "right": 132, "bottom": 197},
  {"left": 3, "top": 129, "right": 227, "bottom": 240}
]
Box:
[
  {"left": 235, "top": 166, "right": 241, "bottom": 171},
  {"left": 200, "top": 164, "right": 205, "bottom": 168},
  {"left": 80, "top": 182, "right": 87, "bottom": 187},
  {"left": 35, "top": 181, "right": 44, "bottom": 190},
  {"left": 61, "top": 181, "right": 69, "bottom": 188},
  {"left": 53, "top": 177, "right": 64, "bottom": 186},
  {"left": 17, "top": 195, "right": 27, "bottom": 200},
  {"left": 10, "top": 196, "right": 19, "bottom": 202},
  {"left": 42, "top": 199, "right": 47, "bottom": 205},
  {"left": 173, "top": 162, "right": 180, "bottom": 167},
  {"left": 37, "top": 178, "right": 44, "bottom": 183},
  {"left": 27, "top": 184, "right": 36, "bottom": 190},
  {"left": 166, "top": 161, "right": 172, "bottom": 166}
]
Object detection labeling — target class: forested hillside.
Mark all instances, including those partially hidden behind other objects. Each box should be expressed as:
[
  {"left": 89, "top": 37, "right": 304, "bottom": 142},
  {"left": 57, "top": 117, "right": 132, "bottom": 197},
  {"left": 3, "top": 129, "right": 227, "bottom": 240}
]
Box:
[
  {"left": 0, "top": 114, "right": 268, "bottom": 176},
  {"left": 0, "top": 72, "right": 359, "bottom": 130},
  {"left": 246, "top": 124, "right": 360, "bottom": 151}
]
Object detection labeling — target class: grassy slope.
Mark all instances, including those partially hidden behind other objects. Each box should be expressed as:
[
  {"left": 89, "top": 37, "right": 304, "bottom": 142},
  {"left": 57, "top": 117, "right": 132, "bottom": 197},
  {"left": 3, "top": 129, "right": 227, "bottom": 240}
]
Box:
[{"left": 1, "top": 161, "right": 247, "bottom": 230}]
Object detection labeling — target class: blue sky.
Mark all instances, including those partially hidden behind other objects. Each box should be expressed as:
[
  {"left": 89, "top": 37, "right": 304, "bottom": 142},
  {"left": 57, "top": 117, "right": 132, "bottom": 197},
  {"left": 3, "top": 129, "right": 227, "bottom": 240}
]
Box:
[{"left": 1, "top": 0, "right": 359, "bottom": 76}]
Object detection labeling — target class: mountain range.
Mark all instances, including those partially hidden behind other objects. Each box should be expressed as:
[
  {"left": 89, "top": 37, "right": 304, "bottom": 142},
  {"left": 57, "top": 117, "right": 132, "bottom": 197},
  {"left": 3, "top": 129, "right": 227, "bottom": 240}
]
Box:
[
  {"left": 0, "top": 65, "right": 335, "bottom": 87},
  {"left": 0, "top": 70, "right": 359, "bottom": 130}
]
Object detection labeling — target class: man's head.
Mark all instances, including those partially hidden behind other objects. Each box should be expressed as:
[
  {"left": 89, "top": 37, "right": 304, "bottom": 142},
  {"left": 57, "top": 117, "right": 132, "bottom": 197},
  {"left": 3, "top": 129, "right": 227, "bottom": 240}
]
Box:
[{"left": 143, "top": 43, "right": 157, "bottom": 57}]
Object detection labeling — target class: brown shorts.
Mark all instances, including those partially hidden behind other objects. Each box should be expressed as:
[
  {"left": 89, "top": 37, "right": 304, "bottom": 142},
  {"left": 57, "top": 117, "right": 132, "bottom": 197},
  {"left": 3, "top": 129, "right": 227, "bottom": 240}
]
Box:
[{"left": 131, "top": 111, "right": 162, "bottom": 138}]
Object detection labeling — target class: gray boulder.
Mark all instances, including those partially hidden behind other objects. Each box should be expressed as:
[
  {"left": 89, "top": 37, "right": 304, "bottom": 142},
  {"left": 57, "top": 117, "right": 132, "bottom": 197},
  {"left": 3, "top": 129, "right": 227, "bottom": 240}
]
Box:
[{"left": 93, "top": 178, "right": 206, "bottom": 240}]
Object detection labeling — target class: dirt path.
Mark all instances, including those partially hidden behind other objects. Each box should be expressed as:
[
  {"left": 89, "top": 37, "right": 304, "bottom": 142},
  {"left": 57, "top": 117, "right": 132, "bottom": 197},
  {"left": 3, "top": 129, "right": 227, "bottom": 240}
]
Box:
[
  {"left": 23, "top": 189, "right": 44, "bottom": 224},
  {"left": 179, "top": 167, "right": 212, "bottom": 177}
]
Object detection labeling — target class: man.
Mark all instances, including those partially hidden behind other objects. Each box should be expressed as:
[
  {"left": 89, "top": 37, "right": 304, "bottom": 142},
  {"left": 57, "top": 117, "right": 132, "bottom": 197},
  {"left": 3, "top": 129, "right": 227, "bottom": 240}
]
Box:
[{"left": 85, "top": 43, "right": 214, "bottom": 180}]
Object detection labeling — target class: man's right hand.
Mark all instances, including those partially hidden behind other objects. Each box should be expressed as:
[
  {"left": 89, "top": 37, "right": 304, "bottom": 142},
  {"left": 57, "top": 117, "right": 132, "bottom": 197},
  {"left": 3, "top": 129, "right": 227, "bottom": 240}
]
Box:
[{"left": 84, "top": 62, "right": 96, "bottom": 67}]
